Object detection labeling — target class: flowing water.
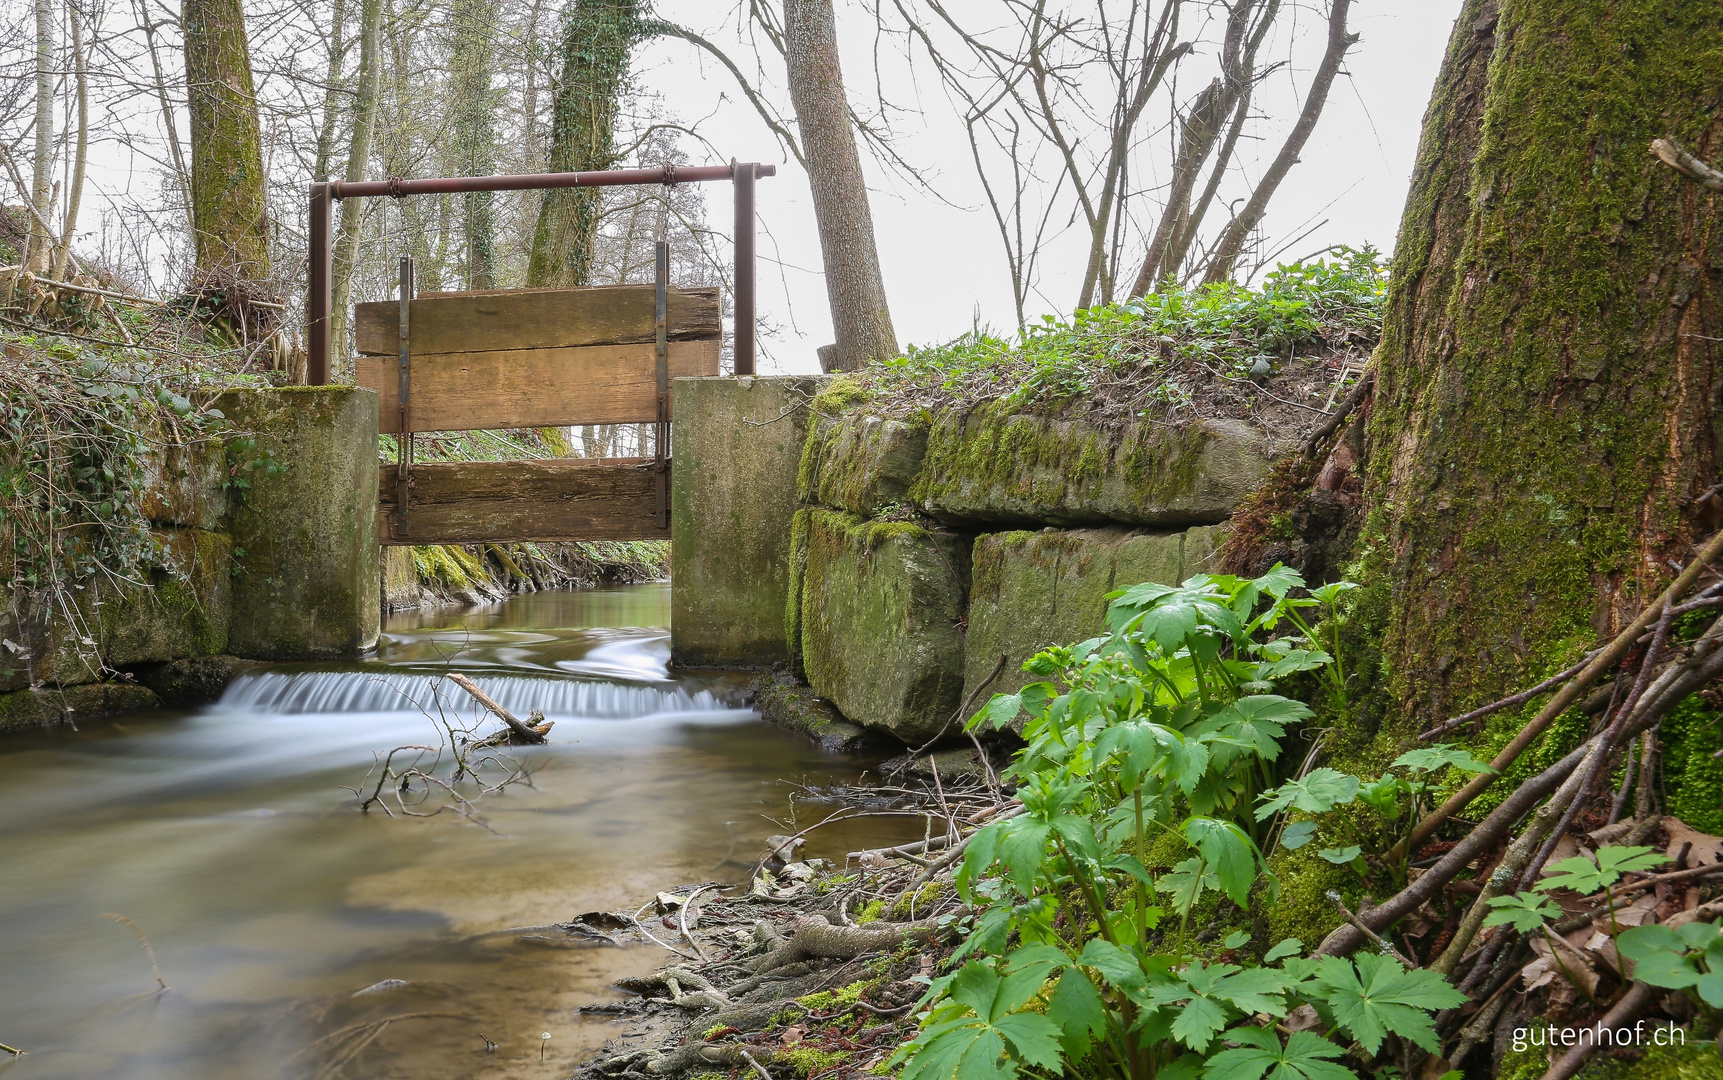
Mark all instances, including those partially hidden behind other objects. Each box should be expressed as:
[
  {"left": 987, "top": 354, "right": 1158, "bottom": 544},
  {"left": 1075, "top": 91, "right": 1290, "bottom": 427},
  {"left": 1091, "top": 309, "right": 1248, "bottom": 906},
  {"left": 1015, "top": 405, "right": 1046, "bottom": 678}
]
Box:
[{"left": 0, "top": 584, "right": 915, "bottom": 1079}]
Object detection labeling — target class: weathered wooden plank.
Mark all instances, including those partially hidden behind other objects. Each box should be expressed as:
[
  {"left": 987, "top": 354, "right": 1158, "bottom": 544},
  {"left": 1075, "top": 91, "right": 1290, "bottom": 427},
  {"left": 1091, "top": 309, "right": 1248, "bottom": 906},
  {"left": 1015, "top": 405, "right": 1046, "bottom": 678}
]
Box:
[
  {"left": 377, "top": 458, "right": 667, "bottom": 544},
  {"left": 357, "top": 338, "right": 719, "bottom": 433},
  {"left": 355, "top": 284, "right": 720, "bottom": 356}
]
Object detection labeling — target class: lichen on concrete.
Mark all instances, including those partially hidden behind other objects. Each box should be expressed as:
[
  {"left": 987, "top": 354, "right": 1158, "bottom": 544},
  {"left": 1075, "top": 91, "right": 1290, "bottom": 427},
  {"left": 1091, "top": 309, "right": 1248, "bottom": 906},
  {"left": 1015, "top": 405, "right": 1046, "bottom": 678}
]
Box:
[
  {"left": 219, "top": 386, "right": 380, "bottom": 660},
  {"left": 671, "top": 376, "right": 829, "bottom": 668}
]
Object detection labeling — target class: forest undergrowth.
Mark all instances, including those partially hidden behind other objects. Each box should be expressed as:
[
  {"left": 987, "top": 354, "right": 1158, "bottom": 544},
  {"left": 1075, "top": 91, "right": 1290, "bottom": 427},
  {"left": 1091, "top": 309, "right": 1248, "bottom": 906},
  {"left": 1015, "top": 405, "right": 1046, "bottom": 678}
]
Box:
[{"left": 564, "top": 562, "right": 1723, "bottom": 1080}]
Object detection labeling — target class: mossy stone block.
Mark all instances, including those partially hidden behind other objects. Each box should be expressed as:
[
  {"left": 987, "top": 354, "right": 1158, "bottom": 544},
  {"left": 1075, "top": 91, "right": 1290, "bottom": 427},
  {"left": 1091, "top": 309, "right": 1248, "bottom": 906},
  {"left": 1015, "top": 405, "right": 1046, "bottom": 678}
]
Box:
[
  {"left": 381, "top": 545, "right": 421, "bottom": 612},
  {"left": 800, "top": 509, "right": 969, "bottom": 744},
  {"left": 138, "top": 424, "right": 227, "bottom": 530},
  {"left": 218, "top": 386, "right": 380, "bottom": 660},
  {"left": 752, "top": 673, "right": 875, "bottom": 752},
  {"left": 799, "top": 412, "right": 929, "bottom": 516},
  {"left": 912, "top": 403, "right": 1284, "bottom": 527},
  {"left": 0, "top": 681, "right": 159, "bottom": 732},
  {"left": 127, "top": 654, "right": 261, "bottom": 707},
  {"left": 964, "top": 525, "right": 1227, "bottom": 705},
  {"left": 97, "top": 527, "right": 232, "bottom": 666},
  {"left": 672, "top": 376, "right": 829, "bottom": 668}
]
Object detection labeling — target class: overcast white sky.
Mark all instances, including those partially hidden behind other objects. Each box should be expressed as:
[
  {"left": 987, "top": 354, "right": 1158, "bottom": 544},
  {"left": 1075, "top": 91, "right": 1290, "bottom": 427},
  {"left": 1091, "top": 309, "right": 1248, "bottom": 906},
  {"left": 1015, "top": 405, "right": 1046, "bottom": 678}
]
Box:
[{"left": 637, "top": 1, "right": 1464, "bottom": 375}]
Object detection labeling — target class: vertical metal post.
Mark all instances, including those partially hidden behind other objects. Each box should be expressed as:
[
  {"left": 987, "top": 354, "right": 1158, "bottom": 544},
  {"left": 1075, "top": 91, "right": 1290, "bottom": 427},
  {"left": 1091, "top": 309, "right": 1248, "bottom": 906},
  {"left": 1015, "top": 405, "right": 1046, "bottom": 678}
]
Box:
[
  {"left": 393, "top": 256, "right": 414, "bottom": 536},
  {"left": 307, "top": 183, "right": 332, "bottom": 385},
  {"left": 653, "top": 240, "right": 671, "bottom": 530},
  {"left": 732, "top": 163, "right": 757, "bottom": 376}
]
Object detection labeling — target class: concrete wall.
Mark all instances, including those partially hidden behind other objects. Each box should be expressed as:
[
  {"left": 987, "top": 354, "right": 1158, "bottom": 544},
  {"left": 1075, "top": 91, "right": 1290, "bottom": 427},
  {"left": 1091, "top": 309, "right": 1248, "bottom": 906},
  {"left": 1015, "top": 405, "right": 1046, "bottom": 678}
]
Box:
[
  {"left": 670, "top": 375, "right": 827, "bottom": 668},
  {"left": 1, "top": 386, "right": 381, "bottom": 730}
]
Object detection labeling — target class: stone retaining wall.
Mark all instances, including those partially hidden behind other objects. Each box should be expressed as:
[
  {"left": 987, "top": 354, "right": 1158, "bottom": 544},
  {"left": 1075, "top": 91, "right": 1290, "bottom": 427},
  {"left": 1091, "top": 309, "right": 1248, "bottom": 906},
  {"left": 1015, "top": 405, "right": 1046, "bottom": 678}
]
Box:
[
  {"left": 673, "top": 376, "right": 1284, "bottom": 746},
  {"left": 0, "top": 387, "right": 381, "bottom": 730}
]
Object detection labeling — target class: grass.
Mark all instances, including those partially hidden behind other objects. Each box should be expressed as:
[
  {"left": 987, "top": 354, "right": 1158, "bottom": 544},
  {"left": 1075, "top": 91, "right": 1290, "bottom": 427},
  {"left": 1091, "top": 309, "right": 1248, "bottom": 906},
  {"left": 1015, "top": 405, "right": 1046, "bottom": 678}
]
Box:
[{"left": 849, "top": 246, "right": 1387, "bottom": 419}]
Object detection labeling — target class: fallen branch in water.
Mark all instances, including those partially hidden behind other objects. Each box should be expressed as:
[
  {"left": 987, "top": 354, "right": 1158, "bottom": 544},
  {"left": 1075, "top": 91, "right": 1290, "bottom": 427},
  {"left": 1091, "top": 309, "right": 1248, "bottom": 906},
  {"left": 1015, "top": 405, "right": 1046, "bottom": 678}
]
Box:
[{"left": 448, "top": 673, "right": 549, "bottom": 744}]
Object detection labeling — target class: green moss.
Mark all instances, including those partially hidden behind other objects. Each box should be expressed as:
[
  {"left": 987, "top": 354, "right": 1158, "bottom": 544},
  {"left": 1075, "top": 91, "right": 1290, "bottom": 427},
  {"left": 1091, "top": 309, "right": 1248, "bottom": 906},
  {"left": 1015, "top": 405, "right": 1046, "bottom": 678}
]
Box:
[
  {"left": 1663, "top": 698, "right": 1723, "bottom": 834},
  {"left": 775, "top": 1047, "right": 849, "bottom": 1078},
  {"left": 886, "top": 881, "right": 945, "bottom": 921},
  {"left": 854, "top": 899, "right": 886, "bottom": 924},
  {"left": 1582, "top": 1037, "right": 1723, "bottom": 1080}
]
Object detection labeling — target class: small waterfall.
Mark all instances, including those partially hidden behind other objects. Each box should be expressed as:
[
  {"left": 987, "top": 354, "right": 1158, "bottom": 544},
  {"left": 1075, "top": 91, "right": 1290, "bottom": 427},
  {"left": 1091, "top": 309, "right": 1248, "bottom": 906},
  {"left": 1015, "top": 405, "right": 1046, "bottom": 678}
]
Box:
[{"left": 220, "top": 670, "right": 725, "bottom": 718}]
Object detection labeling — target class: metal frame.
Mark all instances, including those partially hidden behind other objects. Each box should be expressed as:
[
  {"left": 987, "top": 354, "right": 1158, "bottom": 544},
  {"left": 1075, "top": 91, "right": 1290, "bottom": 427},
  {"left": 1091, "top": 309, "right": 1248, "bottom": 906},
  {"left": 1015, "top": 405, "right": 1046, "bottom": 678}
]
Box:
[{"left": 305, "top": 162, "right": 774, "bottom": 385}]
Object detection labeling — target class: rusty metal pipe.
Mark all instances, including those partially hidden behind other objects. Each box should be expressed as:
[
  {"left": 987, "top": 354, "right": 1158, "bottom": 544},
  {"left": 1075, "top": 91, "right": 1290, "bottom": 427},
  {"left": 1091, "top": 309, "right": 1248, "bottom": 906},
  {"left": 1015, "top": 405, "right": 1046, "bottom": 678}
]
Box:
[
  {"left": 305, "top": 163, "right": 774, "bottom": 387},
  {"left": 307, "top": 182, "right": 331, "bottom": 384},
  {"left": 327, "top": 164, "right": 772, "bottom": 199},
  {"left": 733, "top": 163, "right": 757, "bottom": 376}
]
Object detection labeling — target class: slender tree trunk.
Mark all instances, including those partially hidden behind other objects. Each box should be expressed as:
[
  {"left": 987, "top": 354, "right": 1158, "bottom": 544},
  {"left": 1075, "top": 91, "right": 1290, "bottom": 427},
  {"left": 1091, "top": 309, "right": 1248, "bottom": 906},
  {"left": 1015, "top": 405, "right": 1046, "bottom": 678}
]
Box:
[
  {"left": 49, "top": 0, "right": 87, "bottom": 282},
  {"left": 26, "top": 0, "right": 54, "bottom": 273},
  {"left": 136, "top": 0, "right": 189, "bottom": 216},
  {"left": 1356, "top": 0, "right": 1723, "bottom": 729},
  {"left": 328, "top": 0, "right": 384, "bottom": 367},
  {"left": 313, "top": 0, "right": 348, "bottom": 180},
  {"left": 183, "top": 0, "right": 271, "bottom": 284},
  {"left": 449, "top": 0, "right": 498, "bottom": 288},
  {"left": 1201, "top": 0, "right": 1354, "bottom": 284},
  {"left": 528, "top": 0, "right": 640, "bottom": 288},
  {"left": 784, "top": 0, "right": 897, "bottom": 370}
]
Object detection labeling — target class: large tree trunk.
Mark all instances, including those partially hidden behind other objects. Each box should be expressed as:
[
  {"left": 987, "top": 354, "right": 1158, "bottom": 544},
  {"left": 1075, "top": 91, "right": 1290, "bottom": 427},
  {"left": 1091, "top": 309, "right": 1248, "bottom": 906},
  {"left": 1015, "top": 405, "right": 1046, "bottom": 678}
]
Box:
[
  {"left": 1358, "top": 0, "right": 1723, "bottom": 732},
  {"left": 784, "top": 0, "right": 898, "bottom": 371},
  {"left": 183, "top": 0, "right": 271, "bottom": 284},
  {"left": 528, "top": 0, "right": 640, "bottom": 288},
  {"left": 448, "top": 0, "right": 497, "bottom": 288}
]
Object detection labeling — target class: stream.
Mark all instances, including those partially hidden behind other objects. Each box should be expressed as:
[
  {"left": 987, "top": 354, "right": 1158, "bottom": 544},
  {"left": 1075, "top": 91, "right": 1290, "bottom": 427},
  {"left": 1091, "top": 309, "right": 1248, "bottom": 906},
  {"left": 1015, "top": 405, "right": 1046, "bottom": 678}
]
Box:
[{"left": 0, "top": 584, "right": 914, "bottom": 1079}]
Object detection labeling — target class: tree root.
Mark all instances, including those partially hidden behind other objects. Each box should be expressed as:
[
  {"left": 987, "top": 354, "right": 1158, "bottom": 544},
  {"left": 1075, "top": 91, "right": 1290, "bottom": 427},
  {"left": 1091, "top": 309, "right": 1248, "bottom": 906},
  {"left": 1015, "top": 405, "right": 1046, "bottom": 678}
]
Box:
[{"left": 746, "top": 918, "right": 937, "bottom": 974}]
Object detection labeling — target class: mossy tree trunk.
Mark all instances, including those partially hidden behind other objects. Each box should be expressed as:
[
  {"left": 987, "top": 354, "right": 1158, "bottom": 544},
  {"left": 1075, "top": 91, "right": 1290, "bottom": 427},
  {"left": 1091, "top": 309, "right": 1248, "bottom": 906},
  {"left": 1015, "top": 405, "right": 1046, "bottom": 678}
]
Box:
[
  {"left": 448, "top": 0, "right": 498, "bottom": 289},
  {"left": 527, "top": 0, "right": 641, "bottom": 288},
  {"left": 183, "top": 0, "right": 271, "bottom": 284},
  {"left": 1359, "top": 0, "right": 1723, "bottom": 730}
]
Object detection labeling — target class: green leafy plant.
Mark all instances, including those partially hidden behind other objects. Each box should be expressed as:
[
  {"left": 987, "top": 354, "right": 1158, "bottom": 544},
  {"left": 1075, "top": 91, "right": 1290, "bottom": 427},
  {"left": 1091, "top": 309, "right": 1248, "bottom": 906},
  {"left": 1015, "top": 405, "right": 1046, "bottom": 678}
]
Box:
[
  {"left": 1616, "top": 921, "right": 1723, "bottom": 1006},
  {"left": 895, "top": 569, "right": 1466, "bottom": 1080}
]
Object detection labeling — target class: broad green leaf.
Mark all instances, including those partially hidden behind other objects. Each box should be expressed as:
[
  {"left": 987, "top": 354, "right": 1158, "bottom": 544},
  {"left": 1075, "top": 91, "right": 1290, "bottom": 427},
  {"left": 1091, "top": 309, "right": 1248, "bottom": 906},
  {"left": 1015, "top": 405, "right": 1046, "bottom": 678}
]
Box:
[
  {"left": 1317, "top": 845, "right": 1361, "bottom": 866},
  {"left": 1630, "top": 951, "right": 1701, "bottom": 989},
  {"left": 1536, "top": 846, "right": 1667, "bottom": 895},
  {"left": 1156, "top": 856, "right": 1220, "bottom": 914},
  {"left": 1483, "top": 892, "right": 1562, "bottom": 933},
  {"left": 1168, "top": 994, "right": 1228, "bottom": 1052},
  {"left": 1264, "top": 938, "right": 1304, "bottom": 962},
  {"left": 998, "top": 818, "right": 1052, "bottom": 893},
  {"left": 1223, "top": 929, "right": 1251, "bottom": 950},
  {"left": 1076, "top": 939, "right": 1148, "bottom": 998},
  {"left": 973, "top": 693, "right": 1025, "bottom": 732},
  {"left": 1675, "top": 920, "right": 1721, "bottom": 951},
  {"left": 1254, "top": 768, "right": 1361, "bottom": 821},
  {"left": 1310, "top": 953, "right": 1467, "bottom": 1054},
  {"left": 1280, "top": 821, "right": 1318, "bottom": 850},
  {"left": 1391, "top": 745, "right": 1496, "bottom": 775},
  {"left": 1697, "top": 971, "right": 1723, "bottom": 1009},
  {"left": 993, "top": 1013, "right": 1064, "bottom": 1072},
  {"left": 1184, "top": 817, "right": 1259, "bottom": 906},
  {"left": 1356, "top": 776, "right": 1403, "bottom": 819},
  {"left": 1046, "top": 969, "right": 1107, "bottom": 1043},
  {"left": 1202, "top": 1028, "right": 1355, "bottom": 1080}
]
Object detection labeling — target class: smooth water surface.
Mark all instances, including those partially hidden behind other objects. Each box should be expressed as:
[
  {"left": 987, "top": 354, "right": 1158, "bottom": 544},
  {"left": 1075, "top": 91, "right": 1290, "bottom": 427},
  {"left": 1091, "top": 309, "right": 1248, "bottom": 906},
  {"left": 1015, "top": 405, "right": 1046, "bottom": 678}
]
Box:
[{"left": 0, "top": 585, "right": 909, "bottom": 1079}]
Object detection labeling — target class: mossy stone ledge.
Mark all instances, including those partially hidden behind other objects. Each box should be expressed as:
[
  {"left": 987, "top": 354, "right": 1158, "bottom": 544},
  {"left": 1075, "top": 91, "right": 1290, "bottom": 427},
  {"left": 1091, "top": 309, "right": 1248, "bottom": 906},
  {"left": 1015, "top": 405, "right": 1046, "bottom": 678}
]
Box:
[
  {"left": 799, "top": 509, "right": 969, "bottom": 744},
  {"left": 798, "top": 412, "right": 929, "bottom": 517},
  {"left": 911, "top": 404, "right": 1285, "bottom": 528}
]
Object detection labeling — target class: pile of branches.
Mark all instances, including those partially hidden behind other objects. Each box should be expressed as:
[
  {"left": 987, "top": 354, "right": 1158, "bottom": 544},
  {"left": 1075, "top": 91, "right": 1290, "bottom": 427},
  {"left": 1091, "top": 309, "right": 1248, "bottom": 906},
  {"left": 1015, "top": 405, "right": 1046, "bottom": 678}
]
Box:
[
  {"left": 1303, "top": 527, "right": 1723, "bottom": 1078},
  {"left": 570, "top": 778, "right": 1015, "bottom": 1080}
]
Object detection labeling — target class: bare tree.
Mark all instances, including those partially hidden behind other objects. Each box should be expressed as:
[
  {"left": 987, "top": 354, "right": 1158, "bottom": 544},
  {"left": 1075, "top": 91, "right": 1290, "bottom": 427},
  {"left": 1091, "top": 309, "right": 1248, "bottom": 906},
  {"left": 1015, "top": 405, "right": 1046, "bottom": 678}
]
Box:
[
  {"left": 26, "top": 0, "right": 54, "bottom": 273},
  {"left": 784, "top": 0, "right": 898, "bottom": 370},
  {"left": 448, "top": 0, "right": 498, "bottom": 287},
  {"left": 328, "top": 0, "right": 383, "bottom": 367},
  {"left": 1199, "top": 0, "right": 1354, "bottom": 284}
]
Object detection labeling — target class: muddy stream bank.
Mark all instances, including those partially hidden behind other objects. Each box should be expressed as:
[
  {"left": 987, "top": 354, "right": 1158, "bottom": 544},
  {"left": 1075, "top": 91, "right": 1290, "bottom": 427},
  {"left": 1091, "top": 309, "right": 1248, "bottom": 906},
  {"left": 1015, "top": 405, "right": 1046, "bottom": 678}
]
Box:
[{"left": 0, "top": 584, "right": 924, "bottom": 1079}]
